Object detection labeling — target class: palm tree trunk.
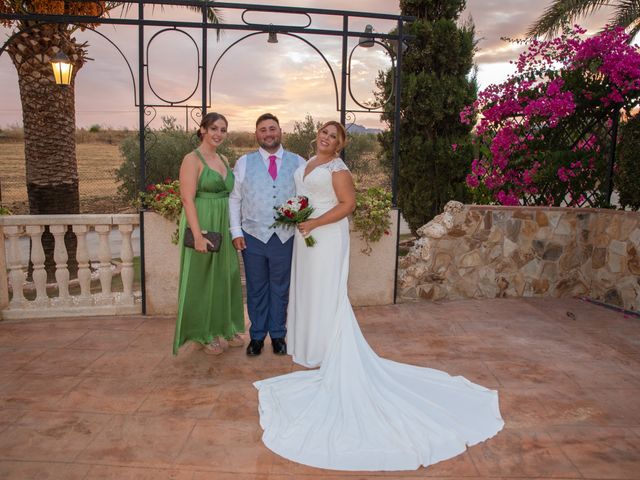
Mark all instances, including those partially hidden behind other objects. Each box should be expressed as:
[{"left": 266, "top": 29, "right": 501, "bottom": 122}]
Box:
[{"left": 7, "top": 24, "right": 87, "bottom": 281}]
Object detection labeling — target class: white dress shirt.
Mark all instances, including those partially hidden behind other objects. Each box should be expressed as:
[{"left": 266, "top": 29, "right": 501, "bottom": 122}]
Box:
[{"left": 229, "top": 146, "right": 306, "bottom": 239}]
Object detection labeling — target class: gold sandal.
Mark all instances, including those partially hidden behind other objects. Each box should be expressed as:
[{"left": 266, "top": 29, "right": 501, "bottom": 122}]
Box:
[{"left": 201, "top": 339, "right": 224, "bottom": 355}]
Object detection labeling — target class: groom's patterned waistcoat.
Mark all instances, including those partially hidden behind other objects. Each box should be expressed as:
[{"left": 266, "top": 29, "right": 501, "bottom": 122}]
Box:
[{"left": 241, "top": 150, "right": 298, "bottom": 244}]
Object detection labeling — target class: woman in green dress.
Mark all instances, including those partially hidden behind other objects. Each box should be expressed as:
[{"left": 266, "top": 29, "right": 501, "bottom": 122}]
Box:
[{"left": 173, "top": 112, "right": 244, "bottom": 355}]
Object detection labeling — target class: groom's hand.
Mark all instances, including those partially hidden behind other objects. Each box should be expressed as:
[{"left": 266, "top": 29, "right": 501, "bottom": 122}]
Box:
[{"left": 232, "top": 237, "right": 246, "bottom": 251}]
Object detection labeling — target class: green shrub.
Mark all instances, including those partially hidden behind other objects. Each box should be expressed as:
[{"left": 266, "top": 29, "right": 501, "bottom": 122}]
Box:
[
  {"left": 352, "top": 187, "right": 392, "bottom": 254},
  {"left": 284, "top": 114, "right": 322, "bottom": 159},
  {"left": 615, "top": 115, "right": 640, "bottom": 210},
  {"left": 115, "top": 116, "right": 234, "bottom": 203},
  {"left": 284, "top": 114, "right": 379, "bottom": 171}
]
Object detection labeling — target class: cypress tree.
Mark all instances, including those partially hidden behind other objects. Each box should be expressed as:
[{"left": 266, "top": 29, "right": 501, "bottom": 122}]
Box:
[{"left": 379, "top": 0, "right": 477, "bottom": 233}]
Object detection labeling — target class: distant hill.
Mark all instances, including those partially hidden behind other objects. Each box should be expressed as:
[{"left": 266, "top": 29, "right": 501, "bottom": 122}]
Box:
[{"left": 346, "top": 123, "right": 382, "bottom": 135}]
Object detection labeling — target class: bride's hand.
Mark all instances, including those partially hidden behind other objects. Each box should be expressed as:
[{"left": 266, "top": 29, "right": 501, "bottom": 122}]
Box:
[{"left": 298, "top": 220, "right": 317, "bottom": 237}]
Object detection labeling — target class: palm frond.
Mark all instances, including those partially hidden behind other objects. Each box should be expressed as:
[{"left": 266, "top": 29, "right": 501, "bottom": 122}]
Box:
[
  {"left": 184, "top": 5, "right": 223, "bottom": 40},
  {"left": 118, "top": 1, "right": 224, "bottom": 40},
  {"left": 610, "top": 0, "right": 640, "bottom": 28},
  {"left": 527, "top": 0, "right": 611, "bottom": 38}
]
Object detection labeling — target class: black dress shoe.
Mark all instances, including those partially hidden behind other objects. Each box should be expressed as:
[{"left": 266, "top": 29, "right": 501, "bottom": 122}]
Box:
[
  {"left": 271, "top": 337, "right": 287, "bottom": 355},
  {"left": 246, "top": 339, "right": 264, "bottom": 356}
]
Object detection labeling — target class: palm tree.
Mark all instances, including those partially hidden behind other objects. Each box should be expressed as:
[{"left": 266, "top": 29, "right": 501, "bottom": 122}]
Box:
[
  {"left": 528, "top": 0, "right": 640, "bottom": 39},
  {"left": 2, "top": 1, "right": 220, "bottom": 216},
  {"left": 1, "top": 1, "right": 220, "bottom": 279}
]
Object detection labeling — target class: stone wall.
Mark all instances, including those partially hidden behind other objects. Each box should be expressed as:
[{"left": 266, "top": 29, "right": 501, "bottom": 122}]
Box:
[{"left": 399, "top": 202, "right": 640, "bottom": 312}]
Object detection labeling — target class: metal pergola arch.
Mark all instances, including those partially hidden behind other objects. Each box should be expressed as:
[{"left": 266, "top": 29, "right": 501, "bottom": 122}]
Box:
[{"left": 1, "top": 0, "right": 414, "bottom": 309}]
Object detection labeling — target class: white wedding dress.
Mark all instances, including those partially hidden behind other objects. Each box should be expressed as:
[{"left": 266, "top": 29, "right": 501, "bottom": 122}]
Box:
[{"left": 254, "top": 158, "right": 504, "bottom": 471}]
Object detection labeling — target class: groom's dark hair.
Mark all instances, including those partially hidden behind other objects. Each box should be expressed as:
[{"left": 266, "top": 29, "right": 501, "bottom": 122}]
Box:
[{"left": 256, "top": 113, "right": 280, "bottom": 127}]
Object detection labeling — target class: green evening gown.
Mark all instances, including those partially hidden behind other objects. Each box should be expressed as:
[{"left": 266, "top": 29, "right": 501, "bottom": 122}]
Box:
[{"left": 173, "top": 149, "right": 244, "bottom": 354}]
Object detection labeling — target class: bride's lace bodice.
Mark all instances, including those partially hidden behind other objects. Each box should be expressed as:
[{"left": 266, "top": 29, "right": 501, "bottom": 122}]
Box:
[{"left": 295, "top": 157, "right": 349, "bottom": 214}]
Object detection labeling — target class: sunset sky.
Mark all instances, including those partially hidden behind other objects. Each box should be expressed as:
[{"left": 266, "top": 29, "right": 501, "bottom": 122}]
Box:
[{"left": 0, "top": 0, "right": 616, "bottom": 132}]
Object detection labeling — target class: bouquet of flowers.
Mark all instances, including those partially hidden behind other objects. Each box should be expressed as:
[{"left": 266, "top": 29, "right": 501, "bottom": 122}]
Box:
[
  {"left": 139, "top": 179, "right": 182, "bottom": 244},
  {"left": 271, "top": 195, "right": 316, "bottom": 247}
]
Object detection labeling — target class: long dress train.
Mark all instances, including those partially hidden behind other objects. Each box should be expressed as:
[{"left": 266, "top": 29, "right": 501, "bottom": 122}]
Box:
[{"left": 254, "top": 158, "right": 504, "bottom": 471}]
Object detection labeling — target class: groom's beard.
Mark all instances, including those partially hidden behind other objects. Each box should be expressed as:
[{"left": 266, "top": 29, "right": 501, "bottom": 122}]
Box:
[{"left": 258, "top": 138, "right": 281, "bottom": 150}]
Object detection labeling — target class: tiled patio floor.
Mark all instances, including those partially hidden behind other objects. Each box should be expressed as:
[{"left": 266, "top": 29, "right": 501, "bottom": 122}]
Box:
[{"left": 1, "top": 297, "right": 639, "bottom": 479}]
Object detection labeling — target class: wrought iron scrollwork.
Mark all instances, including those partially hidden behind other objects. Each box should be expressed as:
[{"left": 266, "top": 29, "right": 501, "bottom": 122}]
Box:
[
  {"left": 241, "top": 9, "right": 312, "bottom": 29},
  {"left": 142, "top": 106, "right": 158, "bottom": 152},
  {"left": 345, "top": 112, "right": 357, "bottom": 132},
  {"left": 190, "top": 107, "right": 203, "bottom": 128},
  {"left": 146, "top": 27, "right": 201, "bottom": 105},
  {"left": 347, "top": 40, "right": 395, "bottom": 112},
  {"left": 208, "top": 31, "right": 340, "bottom": 113}
]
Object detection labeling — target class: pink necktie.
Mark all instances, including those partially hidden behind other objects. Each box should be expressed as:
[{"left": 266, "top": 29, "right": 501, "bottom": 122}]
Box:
[{"left": 268, "top": 155, "right": 278, "bottom": 180}]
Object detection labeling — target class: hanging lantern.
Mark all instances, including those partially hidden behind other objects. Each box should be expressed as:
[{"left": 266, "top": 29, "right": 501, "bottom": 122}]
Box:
[{"left": 51, "top": 51, "right": 73, "bottom": 85}]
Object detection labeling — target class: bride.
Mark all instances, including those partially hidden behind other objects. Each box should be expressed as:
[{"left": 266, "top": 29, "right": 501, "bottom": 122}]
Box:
[{"left": 254, "top": 121, "right": 504, "bottom": 471}]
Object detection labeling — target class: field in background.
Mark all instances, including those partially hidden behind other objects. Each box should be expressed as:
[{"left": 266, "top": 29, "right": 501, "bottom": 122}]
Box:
[
  {"left": 0, "top": 128, "right": 389, "bottom": 215},
  {"left": 0, "top": 142, "right": 131, "bottom": 214}
]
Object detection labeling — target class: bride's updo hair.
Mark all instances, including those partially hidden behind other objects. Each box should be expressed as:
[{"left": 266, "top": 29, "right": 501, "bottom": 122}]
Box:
[
  {"left": 316, "top": 120, "right": 348, "bottom": 156},
  {"left": 197, "top": 112, "right": 228, "bottom": 140}
]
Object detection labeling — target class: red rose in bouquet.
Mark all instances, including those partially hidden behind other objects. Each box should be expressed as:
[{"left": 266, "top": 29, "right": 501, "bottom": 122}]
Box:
[{"left": 271, "top": 195, "right": 316, "bottom": 247}]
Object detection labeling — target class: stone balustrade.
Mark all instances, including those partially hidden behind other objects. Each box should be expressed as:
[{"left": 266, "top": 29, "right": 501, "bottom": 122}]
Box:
[
  {"left": 0, "top": 214, "right": 142, "bottom": 320},
  {"left": 399, "top": 202, "right": 640, "bottom": 312}
]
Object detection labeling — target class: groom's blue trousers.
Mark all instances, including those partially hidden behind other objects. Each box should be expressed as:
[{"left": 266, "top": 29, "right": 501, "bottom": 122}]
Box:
[{"left": 242, "top": 231, "right": 293, "bottom": 341}]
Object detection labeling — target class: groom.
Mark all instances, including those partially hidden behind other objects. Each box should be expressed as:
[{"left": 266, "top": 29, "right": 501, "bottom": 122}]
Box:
[{"left": 229, "top": 113, "right": 306, "bottom": 356}]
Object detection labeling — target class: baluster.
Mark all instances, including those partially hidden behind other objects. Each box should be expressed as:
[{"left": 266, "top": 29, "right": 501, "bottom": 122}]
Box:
[
  {"left": 50, "top": 224, "right": 71, "bottom": 305},
  {"left": 117, "top": 224, "right": 135, "bottom": 305},
  {"left": 94, "top": 224, "right": 113, "bottom": 304},
  {"left": 25, "top": 225, "right": 48, "bottom": 306},
  {"left": 5, "top": 226, "right": 26, "bottom": 308},
  {"left": 72, "top": 224, "right": 92, "bottom": 306}
]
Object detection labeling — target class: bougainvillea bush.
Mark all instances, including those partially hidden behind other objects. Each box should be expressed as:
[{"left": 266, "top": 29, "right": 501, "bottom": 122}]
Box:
[{"left": 461, "top": 26, "right": 640, "bottom": 206}]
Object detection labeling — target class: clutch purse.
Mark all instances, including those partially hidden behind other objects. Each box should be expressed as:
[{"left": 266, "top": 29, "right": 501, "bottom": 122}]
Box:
[{"left": 184, "top": 228, "right": 222, "bottom": 253}]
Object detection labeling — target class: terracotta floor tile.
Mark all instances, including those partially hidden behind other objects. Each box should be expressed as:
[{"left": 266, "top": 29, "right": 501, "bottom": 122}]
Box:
[
  {"left": 14, "top": 316, "right": 146, "bottom": 331},
  {"left": 83, "top": 350, "right": 167, "bottom": 378},
  {"left": 497, "top": 388, "right": 554, "bottom": 429},
  {"left": 134, "top": 316, "right": 177, "bottom": 334},
  {"left": 56, "top": 376, "right": 155, "bottom": 414},
  {"left": 0, "top": 326, "right": 37, "bottom": 347},
  {"left": 20, "top": 327, "right": 92, "bottom": 349},
  {"left": 137, "top": 377, "right": 221, "bottom": 418},
  {"left": 151, "top": 347, "right": 228, "bottom": 380},
  {"left": 174, "top": 418, "right": 266, "bottom": 471},
  {"left": 0, "top": 411, "right": 111, "bottom": 462},
  {"left": 0, "top": 374, "right": 82, "bottom": 410},
  {"left": 78, "top": 415, "right": 197, "bottom": 467},
  {"left": 85, "top": 464, "right": 195, "bottom": 479},
  {"left": 1, "top": 300, "right": 639, "bottom": 477},
  {"left": 18, "top": 348, "right": 104, "bottom": 376},
  {"left": 424, "top": 360, "right": 501, "bottom": 389},
  {"left": 87, "top": 316, "right": 147, "bottom": 331},
  {"left": 549, "top": 426, "right": 640, "bottom": 479},
  {"left": 532, "top": 386, "right": 613, "bottom": 428},
  {"left": 191, "top": 473, "right": 275, "bottom": 480},
  {"left": 0, "top": 408, "right": 24, "bottom": 433},
  {"left": 208, "top": 381, "right": 259, "bottom": 422},
  {"left": 484, "top": 360, "right": 578, "bottom": 388},
  {"left": 468, "top": 429, "right": 581, "bottom": 478},
  {"left": 589, "top": 388, "right": 640, "bottom": 426},
  {"left": 67, "top": 329, "right": 138, "bottom": 350},
  {"left": 126, "top": 332, "right": 173, "bottom": 352},
  {"left": 0, "top": 460, "right": 91, "bottom": 479},
  {"left": 0, "top": 348, "right": 45, "bottom": 373},
  {"left": 560, "top": 360, "right": 640, "bottom": 390}
]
